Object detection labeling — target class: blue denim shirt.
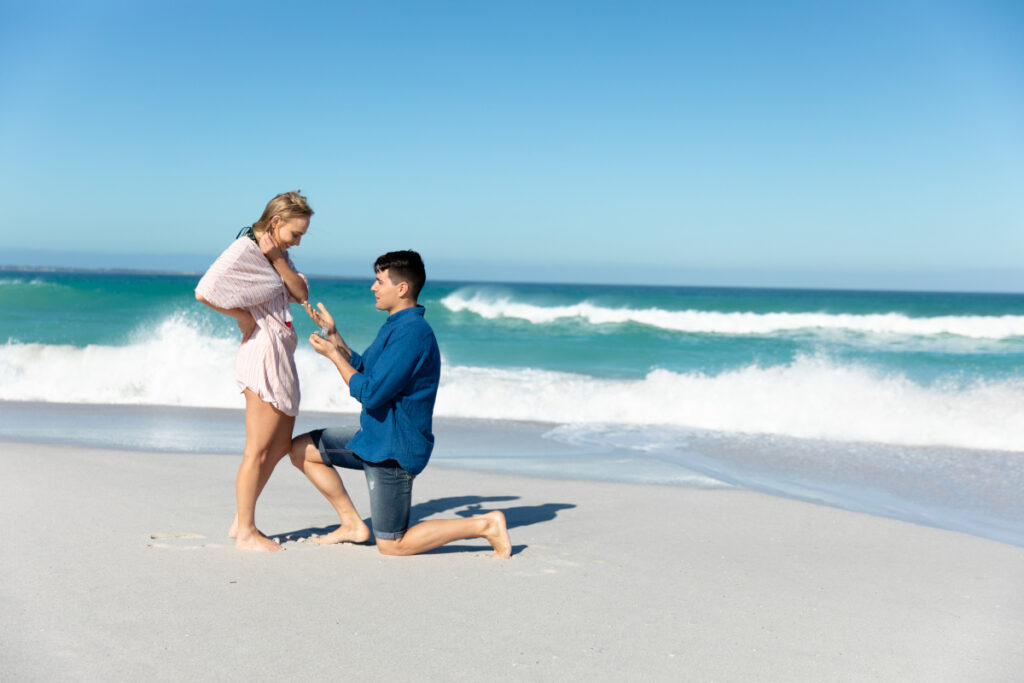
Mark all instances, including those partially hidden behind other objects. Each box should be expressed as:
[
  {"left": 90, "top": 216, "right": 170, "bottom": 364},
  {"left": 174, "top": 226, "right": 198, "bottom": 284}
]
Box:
[{"left": 346, "top": 306, "right": 441, "bottom": 475}]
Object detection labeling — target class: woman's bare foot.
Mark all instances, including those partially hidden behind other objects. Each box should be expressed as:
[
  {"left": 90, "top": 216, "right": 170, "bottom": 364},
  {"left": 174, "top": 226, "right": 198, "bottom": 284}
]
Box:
[
  {"left": 235, "top": 529, "right": 284, "bottom": 552},
  {"left": 480, "top": 511, "right": 512, "bottom": 558},
  {"left": 313, "top": 521, "right": 371, "bottom": 545}
]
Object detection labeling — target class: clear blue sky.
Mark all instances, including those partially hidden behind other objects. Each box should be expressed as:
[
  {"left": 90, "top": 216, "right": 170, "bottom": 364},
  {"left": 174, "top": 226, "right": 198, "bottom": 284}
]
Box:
[{"left": 2, "top": 0, "right": 1022, "bottom": 290}]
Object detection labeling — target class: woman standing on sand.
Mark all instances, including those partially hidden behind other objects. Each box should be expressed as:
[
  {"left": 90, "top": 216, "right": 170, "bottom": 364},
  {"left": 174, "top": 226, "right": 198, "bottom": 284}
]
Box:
[{"left": 195, "top": 190, "right": 313, "bottom": 552}]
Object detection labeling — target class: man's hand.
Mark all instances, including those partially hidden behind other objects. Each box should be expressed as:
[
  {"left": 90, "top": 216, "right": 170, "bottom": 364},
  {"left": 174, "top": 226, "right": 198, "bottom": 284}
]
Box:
[
  {"left": 305, "top": 301, "right": 353, "bottom": 372},
  {"left": 304, "top": 301, "right": 337, "bottom": 336},
  {"left": 309, "top": 332, "right": 341, "bottom": 361},
  {"left": 308, "top": 332, "right": 357, "bottom": 386}
]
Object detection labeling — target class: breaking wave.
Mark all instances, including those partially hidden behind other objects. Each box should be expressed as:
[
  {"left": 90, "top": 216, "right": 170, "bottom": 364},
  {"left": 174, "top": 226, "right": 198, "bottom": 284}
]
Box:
[
  {"left": 441, "top": 289, "right": 1024, "bottom": 340},
  {"left": 2, "top": 313, "right": 1023, "bottom": 451}
]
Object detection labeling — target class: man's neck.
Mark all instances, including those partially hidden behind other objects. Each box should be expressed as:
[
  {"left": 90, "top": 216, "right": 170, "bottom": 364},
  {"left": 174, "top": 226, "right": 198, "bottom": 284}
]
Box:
[{"left": 386, "top": 300, "right": 417, "bottom": 316}]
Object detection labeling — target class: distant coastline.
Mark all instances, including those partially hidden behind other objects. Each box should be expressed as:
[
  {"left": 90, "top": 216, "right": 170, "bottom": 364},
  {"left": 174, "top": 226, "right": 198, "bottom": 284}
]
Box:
[
  {"left": 0, "top": 264, "right": 375, "bottom": 283},
  {"left": 3, "top": 262, "right": 1024, "bottom": 297},
  {"left": 1, "top": 264, "right": 204, "bottom": 277}
]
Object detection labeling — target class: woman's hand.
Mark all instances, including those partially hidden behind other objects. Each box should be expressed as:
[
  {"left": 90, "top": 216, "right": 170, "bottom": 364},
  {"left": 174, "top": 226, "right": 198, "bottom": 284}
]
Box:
[
  {"left": 304, "top": 301, "right": 336, "bottom": 336},
  {"left": 236, "top": 310, "right": 257, "bottom": 342},
  {"left": 196, "top": 295, "right": 258, "bottom": 343},
  {"left": 259, "top": 231, "right": 284, "bottom": 263}
]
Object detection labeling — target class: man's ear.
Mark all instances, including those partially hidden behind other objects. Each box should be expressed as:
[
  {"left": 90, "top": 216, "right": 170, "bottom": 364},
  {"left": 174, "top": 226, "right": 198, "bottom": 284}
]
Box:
[{"left": 397, "top": 281, "right": 410, "bottom": 298}]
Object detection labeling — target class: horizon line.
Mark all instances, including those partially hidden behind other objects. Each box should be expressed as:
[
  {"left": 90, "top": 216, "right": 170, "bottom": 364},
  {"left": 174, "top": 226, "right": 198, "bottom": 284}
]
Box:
[{"left": 4, "top": 263, "right": 1023, "bottom": 298}]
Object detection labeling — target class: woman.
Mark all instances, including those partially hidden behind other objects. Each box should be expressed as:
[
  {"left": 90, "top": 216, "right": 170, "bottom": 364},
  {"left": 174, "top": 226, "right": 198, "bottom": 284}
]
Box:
[{"left": 195, "top": 190, "right": 313, "bottom": 551}]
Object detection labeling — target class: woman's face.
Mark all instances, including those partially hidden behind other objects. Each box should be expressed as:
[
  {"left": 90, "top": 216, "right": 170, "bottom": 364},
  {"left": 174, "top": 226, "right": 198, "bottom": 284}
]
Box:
[{"left": 272, "top": 216, "right": 310, "bottom": 250}]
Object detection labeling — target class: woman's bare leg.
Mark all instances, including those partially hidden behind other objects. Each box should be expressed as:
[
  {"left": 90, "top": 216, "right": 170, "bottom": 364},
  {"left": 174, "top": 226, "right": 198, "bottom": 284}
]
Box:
[
  {"left": 228, "top": 427, "right": 292, "bottom": 539},
  {"left": 234, "top": 389, "right": 294, "bottom": 551}
]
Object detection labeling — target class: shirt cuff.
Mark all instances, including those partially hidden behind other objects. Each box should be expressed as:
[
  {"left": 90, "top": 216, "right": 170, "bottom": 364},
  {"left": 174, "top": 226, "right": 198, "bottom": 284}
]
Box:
[{"left": 348, "top": 371, "right": 365, "bottom": 402}]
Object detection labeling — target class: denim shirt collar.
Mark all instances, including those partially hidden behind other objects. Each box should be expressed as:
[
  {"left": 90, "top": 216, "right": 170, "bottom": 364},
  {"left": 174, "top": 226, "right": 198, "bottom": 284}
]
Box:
[{"left": 386, "top": 305, "right": 426, "bottom": 324}]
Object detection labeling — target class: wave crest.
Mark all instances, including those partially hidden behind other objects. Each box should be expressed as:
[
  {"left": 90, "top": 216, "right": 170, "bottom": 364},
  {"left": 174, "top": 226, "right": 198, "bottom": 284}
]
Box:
[{"left": 440, "top": 289, "right": 1024, "bottom": 339}]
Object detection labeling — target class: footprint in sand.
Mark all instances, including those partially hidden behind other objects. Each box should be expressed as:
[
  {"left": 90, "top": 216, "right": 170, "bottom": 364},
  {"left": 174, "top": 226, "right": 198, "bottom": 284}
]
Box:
[
  {"left": 150, "top": 532, "right": 206, "bottom": 540},
  {"left": 147, "top": 532, "right": 223, "bottom": 549}
]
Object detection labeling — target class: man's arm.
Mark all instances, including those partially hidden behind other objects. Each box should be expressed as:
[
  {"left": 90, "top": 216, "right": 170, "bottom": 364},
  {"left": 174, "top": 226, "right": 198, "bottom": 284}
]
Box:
[
  {"left": 309, "top": 333, "right": 358, "bottom": 386},
  {"left": 305, "top": 301, "right": 358, "bottom": 384},
  {"left": 304, "top": 301, "right": 428, "bottom": 407},
  {"left": 309, "top": 323, "right": 427, "bottom": 411},
  {"left": 345, "top": 326, "right": 427, "bottom": 411}
]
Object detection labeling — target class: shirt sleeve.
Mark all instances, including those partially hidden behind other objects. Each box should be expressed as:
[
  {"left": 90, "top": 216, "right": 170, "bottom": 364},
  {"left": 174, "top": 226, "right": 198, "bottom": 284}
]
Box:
[
  {"left": 348, "top": 326, "right": 427, "bottom": 411},
  {"left": 195, "top": 238, "right": 285, "bottom": 309},
  {"left": 349, "top": 349, "right": 364, "bottom": 372}
]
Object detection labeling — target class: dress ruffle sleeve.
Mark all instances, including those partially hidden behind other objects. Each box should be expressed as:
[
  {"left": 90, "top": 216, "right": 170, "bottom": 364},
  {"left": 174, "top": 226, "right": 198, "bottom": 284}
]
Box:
[{"left": 195, "top": 238, "right": 286, "bottom": 309}]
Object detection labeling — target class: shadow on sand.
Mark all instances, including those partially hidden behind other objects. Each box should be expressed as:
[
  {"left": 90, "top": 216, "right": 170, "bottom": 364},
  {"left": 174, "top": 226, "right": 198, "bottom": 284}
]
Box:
[{"left": 276, "top": 494, "right": 575, "bottom": 556}]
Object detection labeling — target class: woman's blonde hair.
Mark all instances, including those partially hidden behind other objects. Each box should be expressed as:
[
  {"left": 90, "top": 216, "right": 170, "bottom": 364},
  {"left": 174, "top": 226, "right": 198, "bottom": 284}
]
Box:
[{"left": 252, "top": 190, "right": 314, "bottom": 239}]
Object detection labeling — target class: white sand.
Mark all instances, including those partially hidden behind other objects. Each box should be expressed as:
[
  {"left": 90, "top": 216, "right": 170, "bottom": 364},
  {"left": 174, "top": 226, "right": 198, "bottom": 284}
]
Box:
[{"left": 1, "top": 439, "right": 1023, "bottom": 682}]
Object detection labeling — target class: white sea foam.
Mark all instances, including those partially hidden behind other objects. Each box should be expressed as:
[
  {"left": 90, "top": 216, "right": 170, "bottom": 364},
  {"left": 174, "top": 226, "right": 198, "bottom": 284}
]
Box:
[
  {"left": 2, "top": 314, "right": 1023, "bottom": 451},
  {"left": 436, "top": 359, "right": 1024, "bottom": 451},
  {"left": 0, "top": 277, "right": 58, "bottom": 287},
  {"left": 1, "top": 314, "right": 243, "bottom": 408},
  {"left": 441, "top": 289, "right": 1024, "bottom": 339},
  {"left": 0, "top": 313, "right": 363, "bottom": 414}
]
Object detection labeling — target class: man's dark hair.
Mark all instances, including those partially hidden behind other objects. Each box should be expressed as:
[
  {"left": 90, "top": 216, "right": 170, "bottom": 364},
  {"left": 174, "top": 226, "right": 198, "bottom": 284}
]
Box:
[{"left": 374, "top": 250, "right": 426, "bottom": 301}]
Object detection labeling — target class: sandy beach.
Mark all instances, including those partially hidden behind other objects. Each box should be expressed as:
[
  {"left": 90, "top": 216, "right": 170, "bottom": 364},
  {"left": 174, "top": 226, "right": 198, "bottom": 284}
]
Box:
[{"left": 2, "top": 439, "right": 1022, "bottom": 682}]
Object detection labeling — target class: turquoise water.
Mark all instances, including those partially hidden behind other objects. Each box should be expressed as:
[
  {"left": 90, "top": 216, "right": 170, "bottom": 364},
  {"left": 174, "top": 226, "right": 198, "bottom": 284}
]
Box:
[
  {"left": 5, "top": 271, "right": 1024, "bottom": 380},
  {"left": 4, "top": 268, "right": 1024, "bottom": 447},
  {"left": 2, "top": 268, "right": 1024, "bottom": 546}
]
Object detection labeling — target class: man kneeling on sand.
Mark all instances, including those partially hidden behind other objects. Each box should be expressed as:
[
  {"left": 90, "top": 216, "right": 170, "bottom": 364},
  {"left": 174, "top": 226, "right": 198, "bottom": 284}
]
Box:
[{"left": 289, "top": 250, "right": 511, "bottom": 557}]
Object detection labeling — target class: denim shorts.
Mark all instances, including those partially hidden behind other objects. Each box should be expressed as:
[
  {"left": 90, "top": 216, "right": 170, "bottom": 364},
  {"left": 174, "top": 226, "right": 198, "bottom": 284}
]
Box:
[{"left": 308, "top": 427, "right": 415, "bottom": 540}]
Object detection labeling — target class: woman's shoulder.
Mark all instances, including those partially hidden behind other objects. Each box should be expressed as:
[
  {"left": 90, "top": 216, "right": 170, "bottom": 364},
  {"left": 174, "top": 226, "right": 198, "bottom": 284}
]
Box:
[
  {"left": 230, "top": 234, "right": 259, "bottom": 251},
  {"left": 221, "top": 235, "right": 263, "bottom": 259},
  {"left": 205, "top": 236, "right": 263, "bottom": 273}
]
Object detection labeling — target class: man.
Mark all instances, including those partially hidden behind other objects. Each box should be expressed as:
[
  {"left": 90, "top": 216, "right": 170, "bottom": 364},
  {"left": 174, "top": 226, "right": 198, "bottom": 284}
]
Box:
[{"left": 289, "top": 250, "right": 511, "bottom": 557}]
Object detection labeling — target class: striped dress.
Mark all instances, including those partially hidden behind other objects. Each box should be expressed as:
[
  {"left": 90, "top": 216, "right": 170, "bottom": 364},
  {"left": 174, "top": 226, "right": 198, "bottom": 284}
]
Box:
[{"left": 196, "top": 237, "right": 308, "bottom": 416}]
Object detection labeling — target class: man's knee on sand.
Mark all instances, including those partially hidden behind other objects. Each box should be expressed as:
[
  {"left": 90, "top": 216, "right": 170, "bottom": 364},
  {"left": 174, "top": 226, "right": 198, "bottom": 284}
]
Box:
[
  {"left": 375, "top": 537, "right": 410, "bottom": 556},
  {"left": 289, "top": 433, "right": 316, "bottom": 469}
]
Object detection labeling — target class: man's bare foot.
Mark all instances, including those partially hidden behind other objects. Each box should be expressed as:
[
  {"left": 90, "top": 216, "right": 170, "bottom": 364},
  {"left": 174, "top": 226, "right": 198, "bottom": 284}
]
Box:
[
  {"left": 313, "top": 522, "right": 371, "bottom": 545},
  {"left": 228, "top": 515, "right": 238, "bottom": 539},
  {"left": 235, "top": 530, "right": 283, "bottom": 552},
  {"left": 480, "top": 511, "right": 512, "bottom": 558}
]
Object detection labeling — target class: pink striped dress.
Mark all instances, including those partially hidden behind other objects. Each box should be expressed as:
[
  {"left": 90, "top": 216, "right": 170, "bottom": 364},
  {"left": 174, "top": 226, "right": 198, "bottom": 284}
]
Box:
[{"left": 196, "top": 237, "right": 308, "bottom": 416}]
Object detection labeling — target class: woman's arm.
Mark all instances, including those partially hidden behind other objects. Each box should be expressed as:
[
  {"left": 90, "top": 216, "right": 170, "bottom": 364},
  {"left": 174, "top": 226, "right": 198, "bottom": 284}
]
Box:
[
  {"left": 196, "top": 293, "right": 257, "bottom": 341},
  {"left": 260, "top": 233, "right": 309, "bottom": 302}
]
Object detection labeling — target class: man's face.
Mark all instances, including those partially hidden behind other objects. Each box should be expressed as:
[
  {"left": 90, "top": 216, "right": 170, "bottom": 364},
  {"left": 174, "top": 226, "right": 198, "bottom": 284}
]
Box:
[{"left": 371, "top": 268, "right": 402, "bottom": 312}]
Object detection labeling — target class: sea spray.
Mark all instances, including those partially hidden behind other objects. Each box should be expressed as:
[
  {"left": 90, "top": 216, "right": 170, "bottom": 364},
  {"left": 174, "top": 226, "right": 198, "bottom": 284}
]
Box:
[{"left": 3, "top": 313, "right": 1024, "bottom": 451}]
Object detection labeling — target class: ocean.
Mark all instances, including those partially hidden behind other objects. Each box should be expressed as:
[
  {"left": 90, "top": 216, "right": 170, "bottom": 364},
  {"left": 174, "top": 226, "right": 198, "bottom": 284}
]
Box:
[{"left": 2, "top": 268, "right": 1023, "bottom": 547}]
